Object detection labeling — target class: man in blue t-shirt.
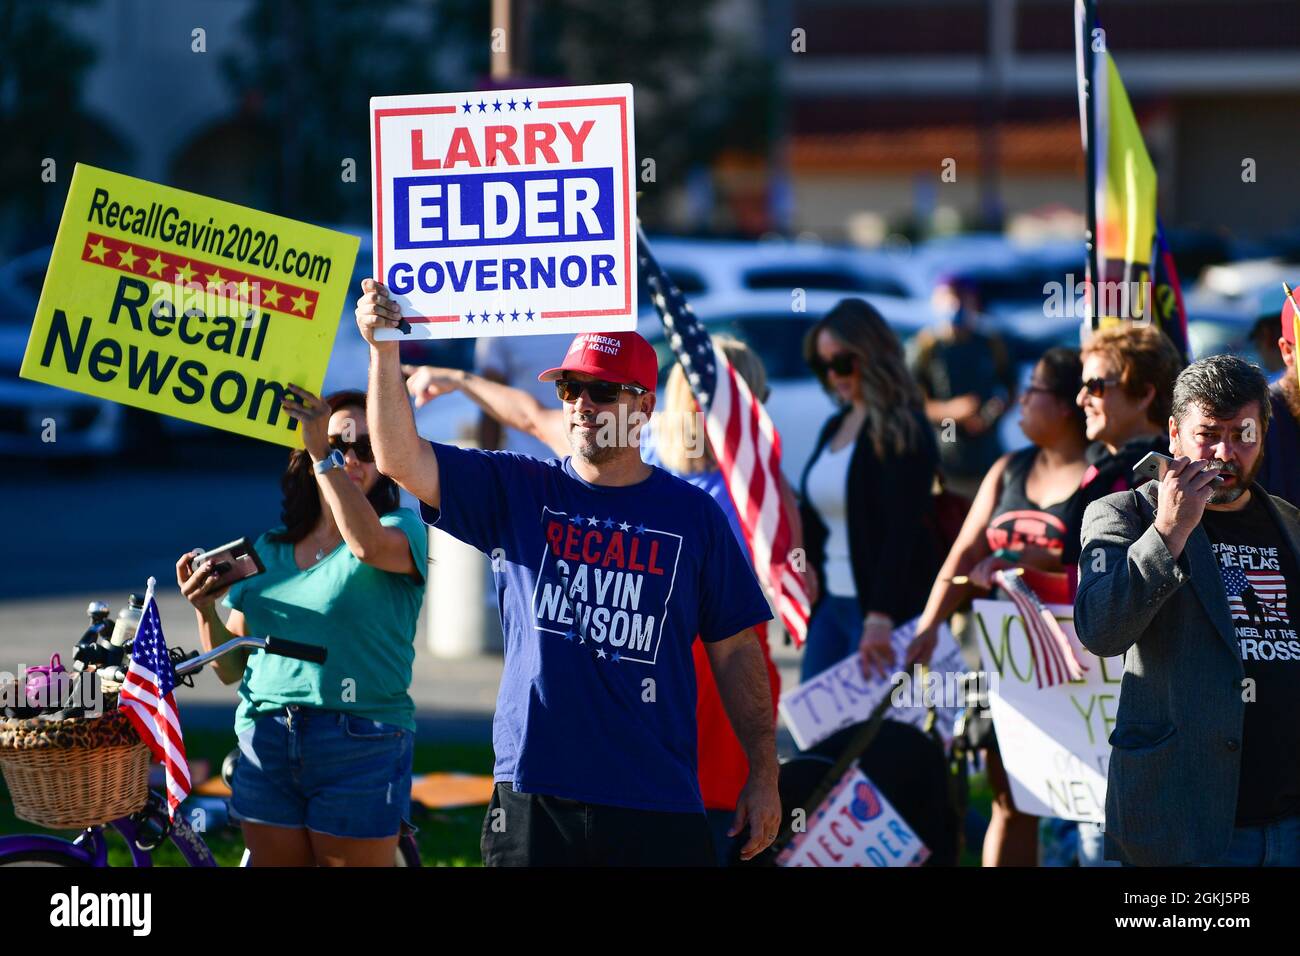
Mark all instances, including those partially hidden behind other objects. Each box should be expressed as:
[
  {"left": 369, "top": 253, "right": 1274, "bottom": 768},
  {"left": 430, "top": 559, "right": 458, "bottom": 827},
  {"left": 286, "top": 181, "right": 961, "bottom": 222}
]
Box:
[{"left": 356, "top": 279, "right": 780, "bottom": 866}]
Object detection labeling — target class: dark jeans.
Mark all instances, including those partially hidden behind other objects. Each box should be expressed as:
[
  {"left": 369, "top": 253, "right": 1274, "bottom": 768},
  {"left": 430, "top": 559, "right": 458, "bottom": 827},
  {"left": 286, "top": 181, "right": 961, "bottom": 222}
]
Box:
[{"left": 481, "top": 782, "right": 716, "bottom": 867}]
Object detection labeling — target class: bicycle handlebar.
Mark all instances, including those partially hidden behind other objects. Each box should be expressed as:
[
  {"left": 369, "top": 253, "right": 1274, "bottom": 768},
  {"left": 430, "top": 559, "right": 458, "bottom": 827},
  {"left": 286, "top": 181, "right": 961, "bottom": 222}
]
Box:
[
  {"left": 262, "top": 636, "right": 328, "bottom": 665},
  {"left": 172, "top": 635, "right": 327, "bottom": 678}
]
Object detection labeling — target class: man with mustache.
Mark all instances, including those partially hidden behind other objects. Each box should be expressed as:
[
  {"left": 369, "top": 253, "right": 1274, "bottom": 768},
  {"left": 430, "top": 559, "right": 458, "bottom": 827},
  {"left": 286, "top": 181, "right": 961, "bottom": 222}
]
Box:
[
  {"left": 1076, "top": 354, "right": 1300, "bottom": 866},
  {"left": 355, "top": 279, "right": 781, "bottom": 867}
]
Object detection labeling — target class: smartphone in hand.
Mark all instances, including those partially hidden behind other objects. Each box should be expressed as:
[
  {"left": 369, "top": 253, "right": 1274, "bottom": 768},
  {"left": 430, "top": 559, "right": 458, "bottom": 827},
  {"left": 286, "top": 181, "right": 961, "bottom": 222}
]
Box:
[
  {"left": 1132, "top": 451, "right": 1224, "bottom": 486},
  {"left": 191, "top": 537, "right": 265, "bottom": 590}
]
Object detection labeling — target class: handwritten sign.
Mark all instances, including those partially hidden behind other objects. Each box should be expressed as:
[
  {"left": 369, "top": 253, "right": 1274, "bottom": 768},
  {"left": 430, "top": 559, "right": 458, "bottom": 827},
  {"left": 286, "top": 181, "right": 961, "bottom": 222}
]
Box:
[
  {"left": 777, "top": 767, "right": 929, "bottom": 868},
  {"left": 779, "top": 617, "right": 967, "bottom": 751},
  {"left": 370, "top": 83, "right": 636, "bottom": 340},
  {"left": 18, "top": 165, "right": 358, "bottom": 447},
  {"left": 971, "top": 599, "right": 1125, "bottom": 822}
]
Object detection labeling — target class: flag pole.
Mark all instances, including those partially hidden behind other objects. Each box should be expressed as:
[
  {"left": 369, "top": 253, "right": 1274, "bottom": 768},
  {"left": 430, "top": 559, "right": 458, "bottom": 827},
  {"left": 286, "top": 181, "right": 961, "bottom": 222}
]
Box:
[{"left": 1083, "top": 0, "right": 1101, "bottom": 333}]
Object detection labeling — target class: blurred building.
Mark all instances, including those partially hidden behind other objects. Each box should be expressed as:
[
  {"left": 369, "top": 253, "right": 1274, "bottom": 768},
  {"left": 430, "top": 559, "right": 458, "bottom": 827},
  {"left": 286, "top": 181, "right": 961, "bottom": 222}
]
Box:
[{"left": 783, "top": 0, "right": 1300, "bottom": 243}]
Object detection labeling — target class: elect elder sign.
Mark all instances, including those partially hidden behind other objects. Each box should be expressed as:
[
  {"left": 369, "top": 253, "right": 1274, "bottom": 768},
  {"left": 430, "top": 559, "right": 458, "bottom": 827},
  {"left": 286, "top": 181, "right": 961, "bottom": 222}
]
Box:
[{"left": 370, "top": 84, "right": 636, "bottom": 340}]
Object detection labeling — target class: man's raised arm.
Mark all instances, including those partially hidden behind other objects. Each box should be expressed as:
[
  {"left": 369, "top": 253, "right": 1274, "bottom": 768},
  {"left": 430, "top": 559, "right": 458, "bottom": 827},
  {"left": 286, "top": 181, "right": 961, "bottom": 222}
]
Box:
[{"left": 356, "top": 278, "right": 441, "bottom": 509}]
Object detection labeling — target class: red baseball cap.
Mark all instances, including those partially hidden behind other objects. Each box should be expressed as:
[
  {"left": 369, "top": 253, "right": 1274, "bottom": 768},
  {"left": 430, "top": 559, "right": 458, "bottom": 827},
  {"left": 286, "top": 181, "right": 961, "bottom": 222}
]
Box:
[
  {"left": 1282, "top": 286, "right": 1299, "bottom": 347},
  {"left": 538, "top": 331, "right": 659, "bottom": 392}
]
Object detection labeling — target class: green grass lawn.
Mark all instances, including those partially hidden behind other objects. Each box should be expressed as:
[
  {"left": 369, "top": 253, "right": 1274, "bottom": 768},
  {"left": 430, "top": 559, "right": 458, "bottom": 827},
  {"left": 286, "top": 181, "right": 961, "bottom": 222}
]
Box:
[
  {"left": 3, "top": 730, "right": 993, "bottom": 867},
  {"left": 0, "top": 729, "right": 495, "bottom": 867}
]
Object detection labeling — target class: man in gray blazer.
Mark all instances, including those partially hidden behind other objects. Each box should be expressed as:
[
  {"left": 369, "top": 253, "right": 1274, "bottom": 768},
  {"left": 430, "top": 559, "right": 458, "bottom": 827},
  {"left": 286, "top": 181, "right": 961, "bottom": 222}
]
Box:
[{"left": 1076, "top": 354, "right": 1300, "bottom": 866}]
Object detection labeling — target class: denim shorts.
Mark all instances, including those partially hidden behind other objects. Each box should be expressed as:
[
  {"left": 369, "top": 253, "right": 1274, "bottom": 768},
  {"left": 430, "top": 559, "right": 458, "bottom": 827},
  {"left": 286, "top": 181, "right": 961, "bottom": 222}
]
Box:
[{"left": 229, "top": 705, "right": 414, "bottom": 840}]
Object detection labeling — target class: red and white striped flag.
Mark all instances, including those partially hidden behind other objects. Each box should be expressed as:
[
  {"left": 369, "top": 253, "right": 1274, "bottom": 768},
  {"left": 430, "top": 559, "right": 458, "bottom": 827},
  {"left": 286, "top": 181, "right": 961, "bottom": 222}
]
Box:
[
  {"left": 638, "top": 228, "right": 811, "bottom": 644},
  {"left": 119, "top": 577, "right": 191, "bottom": 818},
  {"left": 996, "top": 568, "right": 1087, "bottom": 689}
]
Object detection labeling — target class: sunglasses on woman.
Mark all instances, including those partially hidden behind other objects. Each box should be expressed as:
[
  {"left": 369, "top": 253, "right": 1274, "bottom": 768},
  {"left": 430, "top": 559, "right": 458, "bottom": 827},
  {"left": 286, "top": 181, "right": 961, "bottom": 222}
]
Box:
[
  {"left": 815, "top": 352, "right": 858, "bottom": 377},
  {"left": 1081, "top": 377, "right": 1120, "bottom": 398},
  {"left": 554, "top": 379, "right": 646, "bottom": 405},
  {"left": 328, "top": 434, "right": 374, "bottom": 462}
]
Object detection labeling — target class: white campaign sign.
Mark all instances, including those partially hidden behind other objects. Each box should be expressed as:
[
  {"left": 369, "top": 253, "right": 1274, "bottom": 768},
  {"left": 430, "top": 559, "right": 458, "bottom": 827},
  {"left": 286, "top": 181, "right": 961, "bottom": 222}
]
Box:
[
  {"left": 370, "top": 83, "right": 637, "bottom": 340},
  {"left": 777, "top": 767, "right": 929, "bottom": 867},
  {"left": 971, "top": 599, "right": 1125, "bottom": 822},
  {"left": 778, "top": 617, "right": 967, "bottom": 751}
]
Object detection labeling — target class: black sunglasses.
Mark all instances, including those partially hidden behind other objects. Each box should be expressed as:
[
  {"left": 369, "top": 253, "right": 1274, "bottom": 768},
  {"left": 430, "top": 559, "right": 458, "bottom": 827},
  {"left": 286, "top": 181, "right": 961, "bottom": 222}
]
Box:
[
  {"left": 814, "top": 352, "right": 858, "bottom": 377},
  {"left": 328, "top": 434, "right": 374, "bottom": 462},
  {"left": 554, "top": 379, "right": 646, "bottom": 405},
  {"left": 1081, "top": 377, "right": 1120, "bottom": 398}
]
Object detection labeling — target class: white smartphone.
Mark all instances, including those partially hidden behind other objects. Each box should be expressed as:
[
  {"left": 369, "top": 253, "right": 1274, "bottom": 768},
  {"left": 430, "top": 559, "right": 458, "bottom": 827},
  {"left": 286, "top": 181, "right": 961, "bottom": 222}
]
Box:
[{"left": 1132, "top": 451, "right": 1224, "bottom": 485}]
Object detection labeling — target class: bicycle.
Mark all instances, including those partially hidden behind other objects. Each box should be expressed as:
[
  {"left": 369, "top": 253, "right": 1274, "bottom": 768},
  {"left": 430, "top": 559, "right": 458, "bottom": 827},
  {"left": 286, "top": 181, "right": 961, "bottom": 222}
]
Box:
[{"left": 0, "top": 634, "right": 422, "bottom": 867}]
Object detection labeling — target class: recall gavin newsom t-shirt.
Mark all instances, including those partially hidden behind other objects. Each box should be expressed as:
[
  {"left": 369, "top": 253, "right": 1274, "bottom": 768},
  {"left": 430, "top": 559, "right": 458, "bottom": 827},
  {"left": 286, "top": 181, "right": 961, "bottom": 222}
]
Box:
[{"left": 422, "top": 442, "right": 773, "bottom": 814}]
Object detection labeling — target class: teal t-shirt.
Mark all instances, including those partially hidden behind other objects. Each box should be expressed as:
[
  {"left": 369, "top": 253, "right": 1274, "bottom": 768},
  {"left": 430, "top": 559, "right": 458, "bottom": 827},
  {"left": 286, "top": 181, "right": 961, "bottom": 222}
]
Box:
[{"left": 222, "top": 508, "right": 428, "bottom": 733}]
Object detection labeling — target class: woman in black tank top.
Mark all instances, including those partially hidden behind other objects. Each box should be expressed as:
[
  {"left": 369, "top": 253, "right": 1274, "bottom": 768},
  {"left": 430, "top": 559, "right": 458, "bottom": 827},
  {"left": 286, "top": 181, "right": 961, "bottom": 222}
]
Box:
[{"left": 903, "top": 347, "right": 1090, "bottom": 866}]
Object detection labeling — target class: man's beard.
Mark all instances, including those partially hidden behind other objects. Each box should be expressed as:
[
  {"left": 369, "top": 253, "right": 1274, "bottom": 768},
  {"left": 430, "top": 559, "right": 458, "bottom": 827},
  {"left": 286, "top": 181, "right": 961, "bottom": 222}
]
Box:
[
  {"left": 1205, "top": 455, "right": 1263, "bottom": 505},
  {"left": 567, "top": 410, "right": 636, "bottom": 464}
]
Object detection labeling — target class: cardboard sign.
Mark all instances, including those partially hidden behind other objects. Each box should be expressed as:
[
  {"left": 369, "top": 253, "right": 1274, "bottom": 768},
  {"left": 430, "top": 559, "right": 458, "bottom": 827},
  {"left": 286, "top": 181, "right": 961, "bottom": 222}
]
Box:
[
  {"left": 971, "top": 599, "right": 1125, "bottom": 822},
  {"left": 779, "top": 617, "right": 967, "bottom": 751},
  {"left": 369, "top": 84, "right": 637, "bottom": 340},
  {"left": 19, "top": 165, "right": 359, "bottom": 447},
  {"left": 777, "top": 767, "right": 929, "bottom": 868}
]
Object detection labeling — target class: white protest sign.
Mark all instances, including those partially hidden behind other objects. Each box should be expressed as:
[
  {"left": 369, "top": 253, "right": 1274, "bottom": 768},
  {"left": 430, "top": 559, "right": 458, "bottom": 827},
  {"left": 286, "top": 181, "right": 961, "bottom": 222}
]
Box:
[
  {"left": 777, "top": 767, "right": 929, "bottom": 867},
  {"left": 971, "top": 599, "right": 1124, "bottom": 822},
  {"left": 778, "top": 617, "right": 968, "bottom": 751},
  {"left": 370, "top": 83, "right": 637, "bottom": 340}
]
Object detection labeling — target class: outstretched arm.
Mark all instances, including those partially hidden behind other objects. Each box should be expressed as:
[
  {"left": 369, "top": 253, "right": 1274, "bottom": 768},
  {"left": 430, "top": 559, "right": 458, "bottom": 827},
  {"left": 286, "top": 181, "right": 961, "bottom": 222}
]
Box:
[
  {"left": 356, "top": 279, "right": 441, "bottom": 508},
  {"left": 407, "top": 365, "right": 567, "bottom": 456}
]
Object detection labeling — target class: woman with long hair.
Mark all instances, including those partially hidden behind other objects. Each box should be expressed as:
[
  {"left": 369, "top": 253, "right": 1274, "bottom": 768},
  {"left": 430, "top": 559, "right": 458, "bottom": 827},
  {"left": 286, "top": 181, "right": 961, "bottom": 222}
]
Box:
[
  {"left": 901, "top": 347, "right": 1090, "bottom": 866},
  {"left": 799, "top": 298, "right": 942, "bottom": 682},
  {"left": 176, "top": 388, "right": 428, "bottom": 866}
]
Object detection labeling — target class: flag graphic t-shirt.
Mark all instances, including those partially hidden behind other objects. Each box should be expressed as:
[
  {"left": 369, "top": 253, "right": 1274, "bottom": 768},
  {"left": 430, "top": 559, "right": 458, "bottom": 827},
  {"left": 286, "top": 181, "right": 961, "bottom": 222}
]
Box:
[
  {"left": 1200, "top": 493, "right": 1300, "bottom": 825},
  {"left": 422, "top": 442, "right": 773, "bottom": 813}
]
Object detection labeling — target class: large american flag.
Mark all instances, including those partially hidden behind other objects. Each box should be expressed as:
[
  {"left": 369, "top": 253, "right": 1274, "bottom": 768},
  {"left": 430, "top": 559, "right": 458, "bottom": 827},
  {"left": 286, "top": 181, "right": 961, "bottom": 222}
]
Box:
[
  {"left": 119, "top": 578, "right": 191, "bottom": 819},
  {"left": 1220, "top": 565, "right": 1289, "bottom": 624},
  {"left": 996, "top": 568, "right": 1087, "bottom": 689},
  {"left": 637, "top": 228, "right": 811, "bottom": 644}
]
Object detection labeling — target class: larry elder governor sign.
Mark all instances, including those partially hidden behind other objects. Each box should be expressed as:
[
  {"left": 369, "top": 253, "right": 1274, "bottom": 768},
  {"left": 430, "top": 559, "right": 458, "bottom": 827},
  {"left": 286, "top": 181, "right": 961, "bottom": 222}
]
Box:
[{"left": 370, "top": 83, "right": 637, "bottom": 340}]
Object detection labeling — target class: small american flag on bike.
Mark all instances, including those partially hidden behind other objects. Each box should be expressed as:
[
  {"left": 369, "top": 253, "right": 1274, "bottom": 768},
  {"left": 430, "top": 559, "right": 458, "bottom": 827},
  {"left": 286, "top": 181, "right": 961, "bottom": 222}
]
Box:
[
  {"left": 119, "top": 576, "right": 191, "bottom": 818},
  {"left": 637, "top": 226, "right": 811, "bottom": 645},
  {"left": 995, "top": 567, "right": 1087, "bottom": 689}
]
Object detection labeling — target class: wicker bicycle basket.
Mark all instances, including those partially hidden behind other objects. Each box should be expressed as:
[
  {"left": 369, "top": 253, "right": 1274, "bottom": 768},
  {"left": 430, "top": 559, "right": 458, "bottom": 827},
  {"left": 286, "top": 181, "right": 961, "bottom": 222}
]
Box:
[{"left": 0, "top": 695, "right": 150, "bottom": 830}]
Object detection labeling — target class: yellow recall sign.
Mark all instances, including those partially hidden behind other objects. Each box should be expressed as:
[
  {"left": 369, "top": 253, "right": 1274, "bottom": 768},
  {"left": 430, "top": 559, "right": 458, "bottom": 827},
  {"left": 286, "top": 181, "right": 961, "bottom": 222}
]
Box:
[{"left": 19, "top": 164, "right": 360, "bottom": 448}]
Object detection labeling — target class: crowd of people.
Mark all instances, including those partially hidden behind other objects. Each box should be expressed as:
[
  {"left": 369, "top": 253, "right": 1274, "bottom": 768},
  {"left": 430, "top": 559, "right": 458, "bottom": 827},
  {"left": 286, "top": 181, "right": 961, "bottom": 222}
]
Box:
[{"left": 174, "top": 271, "right": 1300, "bottom": 867}]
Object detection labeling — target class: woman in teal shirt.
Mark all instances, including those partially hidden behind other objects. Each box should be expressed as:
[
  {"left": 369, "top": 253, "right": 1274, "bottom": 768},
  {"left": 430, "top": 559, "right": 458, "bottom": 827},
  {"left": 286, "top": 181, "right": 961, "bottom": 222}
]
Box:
[{"left": 176, "top": 387, "right": 427, "bottom": 866}]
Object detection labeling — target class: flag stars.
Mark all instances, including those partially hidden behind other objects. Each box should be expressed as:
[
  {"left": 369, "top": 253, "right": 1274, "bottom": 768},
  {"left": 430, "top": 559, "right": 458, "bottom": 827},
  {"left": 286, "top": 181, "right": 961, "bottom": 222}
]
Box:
[
  {"left": 564, "top": 629, "right": 576, "bottom": 641},
  {"left": 290, "top": 291, "right": 311, "bottom": 314},
  {"left": 116, "top": 246, "right": 140, "bottom": 270},
  {"left": 465, "top": 311, "right": 476, "bottom": 324},
  {"left": 595, "top": 648, "right": 606, "bottom": 660},
  {"left": 174, "top": 261, "right": 196, "bottom": 284},
  {"left": 525, "top": 309, "right": 535, "bottom": 321},
  {"left": 611, "top": 651, "right": 621, "bottom": 663},
  {"left": 635, "top": 523, "right": 647, "bottom": 534},
  {"left": 262, "top": 285, "right": 283, "bottom": 309},
  {"left": 587, "top": 515, "right": 599, "bottom": 526},
  {"left": 511, "top": 309, "right": 520, "bottom": 322},
  {"left": 86, "top": 238, "right": 109, "bottom": 262},
  {"left": 618, "top": 521, "right": 631, "bottom": 532},
  {"left": 571, "top": 513, "right": 584, "bottom": 525},
  {"left": 493, "top": 99, "right": 502, "bottom": 112},
  {"left": 496, "top": 311, "right": 505, "bottom": 323},
  {"left": 462, "top": 101, "right": 473, "bottom": 114},
  {"left": 602, "top": 517, "right": 615, "bottom": 529},
  {"left": 477, "top": 100, "right": 488, "bottom": 112},
  {"left": 522, "top": 97, "right": 532, "bottom": 110},
  {"left": 507, "top": 98, "right": 518, "bottom": 111}
]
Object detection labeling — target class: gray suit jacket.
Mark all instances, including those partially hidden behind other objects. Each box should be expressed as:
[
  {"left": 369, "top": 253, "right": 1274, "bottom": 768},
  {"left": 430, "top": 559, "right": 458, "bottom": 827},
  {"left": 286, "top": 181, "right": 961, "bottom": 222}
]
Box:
[{"left": 1074, "top": 480, "right": 1300, "bottom": 866}]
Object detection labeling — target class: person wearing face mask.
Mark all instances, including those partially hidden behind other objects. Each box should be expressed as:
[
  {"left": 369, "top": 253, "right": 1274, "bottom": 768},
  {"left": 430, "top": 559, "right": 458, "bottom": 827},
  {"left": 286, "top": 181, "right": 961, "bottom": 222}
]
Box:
[
  {"left": 912, "top": 275, "right": 1018, "bottom": 500},
  {"left": 176, "top": 388, "right": 428, "bottom": 866},
  {"left": 798, "top": 298, "right": 942, "bottom": 683},
  {"left": 1076, "top": 355, "right": 1300, "bottom": 866},
  {"left": 357, "top": 279, "right": 781, "bottom": 867}
]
